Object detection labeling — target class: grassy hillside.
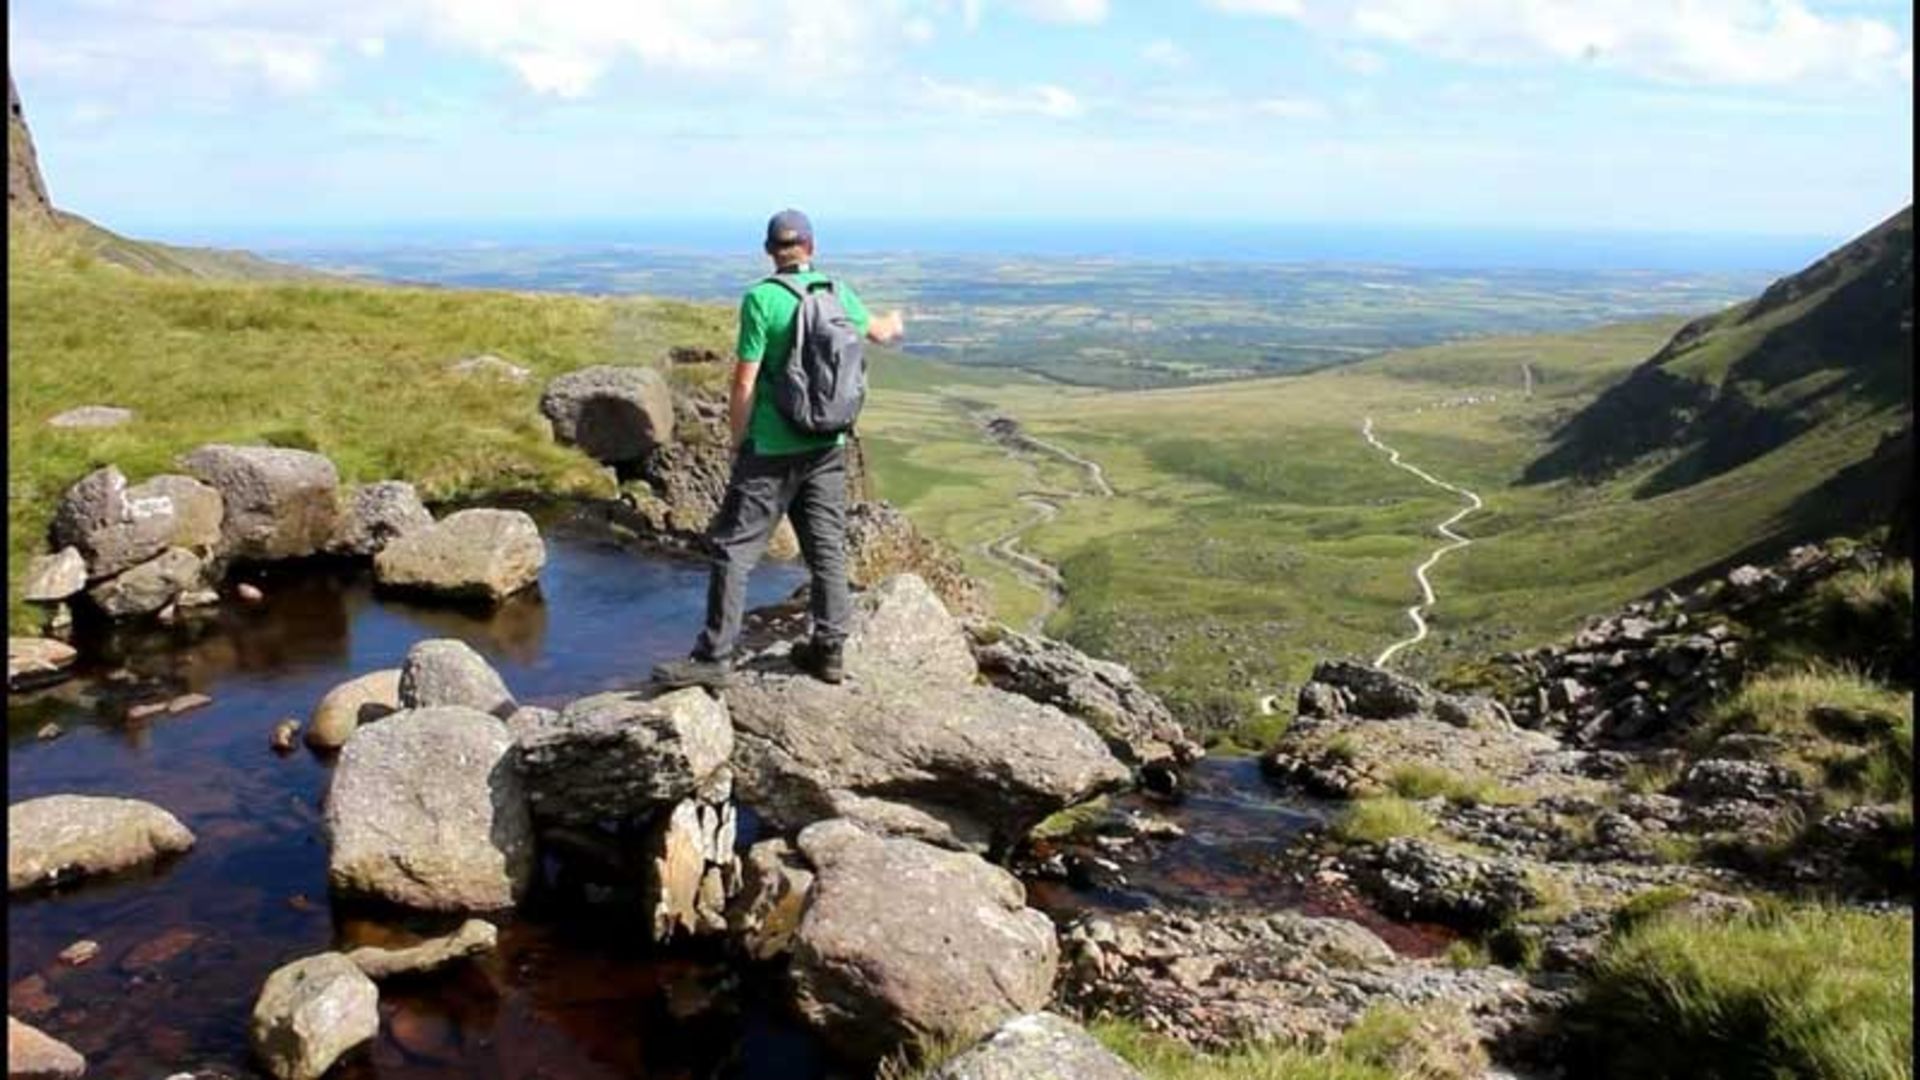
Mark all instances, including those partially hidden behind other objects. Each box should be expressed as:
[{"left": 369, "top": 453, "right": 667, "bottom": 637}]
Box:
[
  {"left": 863, "top": 304, "right": 1897, "bottom": 741},
  {"left": 6, "top": 236, "right": 733, "bottom": 632}
]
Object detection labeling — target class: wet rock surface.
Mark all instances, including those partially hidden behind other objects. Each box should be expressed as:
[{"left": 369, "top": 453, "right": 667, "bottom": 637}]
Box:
[
  {"left": 248, "top": 952, "right": 378, "bottom": 1080},
  {"left": 7, "top": 1015, "right": 87, "bottom": 1079},
  {"left": 7, "top": 637, "right": 77, "bottom": 692},
  {"left": 306, "top": 669, "right": 402, "bottom": 750},
  {"left": 344, "top": 918, "right": 497, "bottom": 980},
  {"left": 8, "top": 794, "right": 195, "bottom": 892}
]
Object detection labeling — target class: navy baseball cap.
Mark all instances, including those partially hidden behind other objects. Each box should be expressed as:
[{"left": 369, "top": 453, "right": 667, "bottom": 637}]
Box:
[{"left": 766, "top": 209, "right": 813, "bottom": 247}]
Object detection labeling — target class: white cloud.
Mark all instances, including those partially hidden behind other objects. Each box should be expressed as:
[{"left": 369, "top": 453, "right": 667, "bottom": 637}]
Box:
[
  {"left": 1142, "top": 38, "right": 1191, "bottom": 68},
  {"left": 1334, "top": 47, "right": 1386, "bottom": 75},
  {"left": 921, "top": 76, "right": 1086, "bottom": 118},
  {"left": 507, "top": 50, "right": 603, "bottom": 98},
  {"left": 356, "top": 36, "right": 387, "bottom": 58},
  {"left": 1010, "top": 0, "right": 1109, "bottom": 23},
  {"left": 903, "top": 16, "right": 938, "bottom": 43},
  {"left": 1209, "top": 0, "right": 1911, "bottom": 88},
  {"left": 1252, "top": 95, "right": 1330, "bottom": 119}
]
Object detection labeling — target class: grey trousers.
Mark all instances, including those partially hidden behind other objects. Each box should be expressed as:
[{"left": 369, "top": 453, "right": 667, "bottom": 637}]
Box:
[{"left": 694, "top": 442, "right": 851, "bottom": 661}]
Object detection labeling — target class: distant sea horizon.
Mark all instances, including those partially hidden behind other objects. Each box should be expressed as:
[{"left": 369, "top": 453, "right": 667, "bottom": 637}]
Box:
[{"left": 135, "top": 217, "right": 1851, "bottom": 275}]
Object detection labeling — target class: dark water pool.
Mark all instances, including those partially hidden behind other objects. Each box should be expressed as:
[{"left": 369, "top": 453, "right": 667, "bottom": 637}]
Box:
[{"left": 8, "top": 506, "right": 822, "bottom": 1079}]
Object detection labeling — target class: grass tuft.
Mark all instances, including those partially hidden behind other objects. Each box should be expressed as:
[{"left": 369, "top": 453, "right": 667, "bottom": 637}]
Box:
[{"left": 1332, "top": 797, "right": 1436, "bottom": 845}]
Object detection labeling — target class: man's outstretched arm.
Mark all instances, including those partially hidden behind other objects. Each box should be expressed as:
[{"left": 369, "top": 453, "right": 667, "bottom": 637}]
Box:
[{"left": 730, "top": 361, "right": 759, "bottom": 448}]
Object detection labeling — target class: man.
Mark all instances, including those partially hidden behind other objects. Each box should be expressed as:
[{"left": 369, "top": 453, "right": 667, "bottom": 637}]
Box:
[{"left": 653, "top": 209, "right": 905, "bottom": 689}]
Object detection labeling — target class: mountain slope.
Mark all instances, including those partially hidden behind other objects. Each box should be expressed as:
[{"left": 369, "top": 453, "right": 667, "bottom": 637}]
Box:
[
  {"left": 1523, "top": 206, "right": 1913, "bottom": 503},
  {"left": 8, "top": 75, "right": 326, "bottom": 282}
]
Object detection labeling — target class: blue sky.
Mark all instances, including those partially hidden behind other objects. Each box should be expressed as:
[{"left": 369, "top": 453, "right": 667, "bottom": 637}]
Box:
[{"left": 9, "top": 0, "right": 1914, "bottom": 247}]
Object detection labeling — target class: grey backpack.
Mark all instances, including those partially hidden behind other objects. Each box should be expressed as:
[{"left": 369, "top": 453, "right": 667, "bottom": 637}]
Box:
[{"left": 763, "top": 275, "right": 867, "bottom": 435}]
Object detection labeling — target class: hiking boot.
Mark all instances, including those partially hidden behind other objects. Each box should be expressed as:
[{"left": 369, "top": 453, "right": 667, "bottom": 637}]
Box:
[
  {"left": 651, "top": 654, "right": 733, "bottom": 690},
  {"left": 791, "top": 639, "right": 846, "bottom": 684}
]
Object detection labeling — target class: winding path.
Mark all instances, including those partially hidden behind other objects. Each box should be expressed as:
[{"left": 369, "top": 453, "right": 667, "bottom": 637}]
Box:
[{"left": 1361, "top": 416, "right": 1484, "bottom": 668}]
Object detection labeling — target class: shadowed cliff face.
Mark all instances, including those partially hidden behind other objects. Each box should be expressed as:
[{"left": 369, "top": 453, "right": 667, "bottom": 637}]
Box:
[
  {"left": 1523, "top": 206, "right": 1913, "bottom": 507},
  {"left": 9, "top": 74, "right": 56, "bottom": 221}
]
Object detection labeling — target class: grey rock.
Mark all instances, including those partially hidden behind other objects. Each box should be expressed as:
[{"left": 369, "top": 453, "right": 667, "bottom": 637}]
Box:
[
  {"left": 844, "top": 573, "right": 978, "bottom": 686},
  {"left": 1303, "top": 659, "right": 1432, "bottom": 718},
  {"left": 930, "top": 1012, "right": 1143, "bottom": 1080},
  {"left": 47, "top": 404, "right": 133, "bottom": 429},
  {"left": 8, "top": 794, "right": 195, "bottom": 892},
  {"left": 86, "top": 547, "right": 206, "bottom": 618},
  {"left": 1360, "top": 837, "right": 1539, "bottom": 929},
  {"left": 969, "top": 625, "right": 1200, "bottom": 766},
  {"left": 539, "top": 365, "right": 675, "bottom": 464},
  {"left": 7, "top": 1016, "right": 86, "bottom": 1079},
  {"left": 248, "top": 952, "right": 378, "bottom": 1080},
  {"left": 1678, "top": 758, "right": 1805, "bottom": 803},
  {"left": 823, "top": 791, "right": 993, "bottom": 853},
  {"left": 7, "top": 637, "right": 77, "bottom": 692},
  {"left": 324, "top": 707, "right": 534, "bottom": 911},
  {"left": 345, "top": 918, "right": 497, "bottom": 979},
  {"left": 329, "top": 481, "right": 432, "bottom": 557},
  {"left": 727, "top": 839, "right": 815, "bottom": 960},
  {"left": 373, "top": 508, "right": 545, "bottom": 603},
  {"left": 515, "top": 687, "right": 731, "bottom": 827},
  {"left": 22, "top": 548, "right": 86, "bottom": 604},
  {"left": 790, "top": 820, "right": 1058, "bottom": 1062},
  {"left": 449, "top": 353, "right": 531, "bottom": 382},
  {"left": 399, "top": 639, "right": 516, "bottom": 718},
  {"left": 306, "top": 669, "right": 402, "bottom": 750},
  {"left": 49, "top": 465, "right": 174, "bottom": 578},
  {"left": 131, "top": 474, "right": 225, "bottom": 552},
  {"left": 1434, "top": 693, "right": 1511, "bottom": 731},
  {"left": 180, "top": 444, "right": 340, "bottom": 561}
]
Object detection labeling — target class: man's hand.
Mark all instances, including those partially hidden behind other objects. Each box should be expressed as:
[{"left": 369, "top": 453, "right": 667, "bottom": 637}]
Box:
[
  {"left": 730, "top": 360, "right": 759, "bottom": 448},
  {"left": 866, "top": 309, "right": 906, "bottom": 345}
]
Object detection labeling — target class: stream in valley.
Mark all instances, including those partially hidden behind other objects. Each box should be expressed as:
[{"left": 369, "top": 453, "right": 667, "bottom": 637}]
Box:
[{"left": 7, "top": 501, "right": 1434, "bottom": 1078}]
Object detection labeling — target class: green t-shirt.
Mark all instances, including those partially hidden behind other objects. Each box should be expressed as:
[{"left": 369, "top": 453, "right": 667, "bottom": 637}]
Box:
[{"left": 737, "top": 267, "right": 871, "bottom": 456}]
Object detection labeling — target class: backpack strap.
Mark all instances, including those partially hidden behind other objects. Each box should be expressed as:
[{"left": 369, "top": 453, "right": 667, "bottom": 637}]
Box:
[{"left": 761, "top": 274, "right": 834, "bottom": 297}]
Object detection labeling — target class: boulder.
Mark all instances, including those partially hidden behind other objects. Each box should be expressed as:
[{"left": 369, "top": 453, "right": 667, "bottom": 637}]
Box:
[
  {"left": 179, "top": 444, "right": 339, "bottom": 561},
  {"left": 398, "top": 639, "right": 515, "bottom": 718},
  {"left": 726, "top": 839, "right": 815, "bottom": 960},
  {"left": 8, "top": 795, "right": 194, "bottom": 892},
  {"left": 345, "top": 918, "right": 497, "bottom": 980},
  {"left": 969, "top": 626, "right": 1200, "bottom": 766},
  {"left": 930, "top": 1013, "right": 1142, "bottom": 1080},
  {"left": 846, "top": 501, "right": 992, "bottom": 620},
  {"left": 1298, "top": 660, "right": 1432, "bottom": 719},
  {"left": 725, "top": 669, "right": 1129, "bottom": 852},
  {"left": 842, "top": 573, "right": 978, "bottom": 686},
  {"left": 329, "top": 481, "right": 432, "bottom": 557},
  {"left": 539, "top": 365, "right": 675, "bottom": 465},
  {"left": 373, "top": 509, "right": 545, "bottom": 603},
  {"left": 514, "top": 688, "right": 732, "bottom": 827},
  {"left": 130, "top": 474, "right": 225, "bottom": 552},
  {"left": 7, "top": 638, "right": 77, "bottom": 692},
  {"left": 248, "top": 952, "right": 378, "bottom": 1080},
  {"left": 47, "top": 404, "right": 133, "bottom": 429},
  {"left": 324, "top": 707, "right": 534, "bottom": 911},
  {"left": 85, "top": 547, "right": 206, "bottom": 618},
  {"left": 49, "top": 466, "right": 174, "bottom": 578},
  {"left": 1359, "top": 837, "right": 1539, "bottom": 930},
  {"left": 306, "top": 669, "right": 402, "bottom": 750},
  {"left": 7, "top": 1016, "right": 86, "bottom": 1079},
  {"left": 642, "top": 799, "right": 737, "bottom": 941},
  {"left": 790, "top": 820, "right": 1057, "bottom": 1062},
  {"left": 21, "top": 548, "right": 85, "bottom": 604}
]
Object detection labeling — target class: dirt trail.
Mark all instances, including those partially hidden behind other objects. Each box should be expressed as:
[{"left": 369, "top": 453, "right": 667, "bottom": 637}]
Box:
[
  {"left": 1361, "top": 415, "right": 1484, "bottom": 668},
  {"left": 962, "top": 403, "right": 1111, "bottom": 631}
]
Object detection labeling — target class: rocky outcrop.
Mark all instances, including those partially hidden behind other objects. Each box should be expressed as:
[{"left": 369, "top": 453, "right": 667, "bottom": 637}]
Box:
[
  {"left": 7, "top": 638, "right": 77, "bottom": 692},
  {"left": 540, "top": 365, "right": 675, "bottom": 465},
  {"left": 642, "top": 797, "right": 738, "bottom": 941},
  {"left": 8, "top": 795, "right": 195, "bottom": 892},
  {"left": 306, "top": 669, "right": 402, "bottom": 750},
  {"left": 930, "top": 1013, "right": 1142, "bottom": 1080},
  {"left": 1062, "top": 908, "right": 1532, "bottom": 1053},
  {"left": 1358, "top": 838, "right": 1540, "bottom": 930},
  {"left": 345, "top": 918, "right": 497, "bottom": 980},
  {"left": 514, "top": 687, "right": 732, "bottom": 827},
  {"left": 969, "top": 625, "right": 1200, "bottom": 767},
  {"left": 324, "top": 707, "right": 534, "bottom": 911},
  {"left": 329, "top": 481, "right": 432, "bottom": 557},
  {"left": 842, "top": 573, "right": 980, "bottom": 685},
  {"left": 7, "top": 1016, "right": 85, "bottom": 1079},
  {"left": 85, "top": 547, "right": 207, "bottom": 618},
  {"left": 9, "top": 75, "right": 54, "bottom": 222},
  {"left": 249, "top": 952, "right": 379, "bottom": 1080},
  {"left": 373, "top": 508, "right": 545, "bottom": 603},
  {"left": 180, "top": 444, "right": 339, "bottom": 561},
  {"left": 846, "top": 500, "right": 992, "bottom": 620},
  {"left": 789, "top": 820, "right": 1058, "bottom": 1062},
  {"left": 398, "top": 639, "right": 515, "bottom": 718}
]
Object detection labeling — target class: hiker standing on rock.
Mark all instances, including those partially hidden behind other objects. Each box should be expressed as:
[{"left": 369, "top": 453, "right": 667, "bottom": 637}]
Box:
[{"left": 654, "top": 210, "right": 905, "bottom": 689}]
